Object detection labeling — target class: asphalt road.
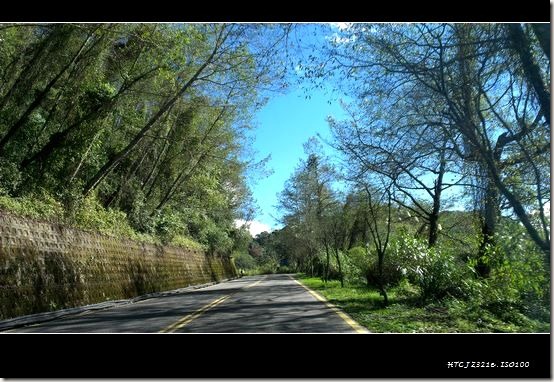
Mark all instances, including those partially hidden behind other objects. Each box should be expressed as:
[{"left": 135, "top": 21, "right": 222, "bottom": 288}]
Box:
[{"left": 6, "top": 274, "right": 365, "bottom": 333}]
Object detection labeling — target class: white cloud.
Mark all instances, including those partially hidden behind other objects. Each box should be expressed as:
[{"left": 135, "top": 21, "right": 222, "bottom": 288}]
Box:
[
  {"left": 326, "top": 32, "right": 357, "bottom": 44},
  {"left": 329, "top": 22, "right": 353, "bottom": 31},
  {"left": 234, "top": 219, "right": 272, "bottom": 237}
]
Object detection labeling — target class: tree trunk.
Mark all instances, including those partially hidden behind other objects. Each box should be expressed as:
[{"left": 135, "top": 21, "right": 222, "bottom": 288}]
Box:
[
  {"left": 82, "top": 27, "right": 227, "bottom": 196},
  {"left": 141, "top": 127, "right": 172, "bottom": 192},
  {"left": 506, "top": 24, "right": 550, "bottom": 127},
  {"left": 531, "top": 24, "right": 550, "bottom": 62},
  {"left": 428, "top": 148, "right": 446, "bottom": 247},
  {"left": 483, "top": 152, "right": 551, "bottom": 261},
  {"left": 105, "top": 145, "right": 150, "bottom": 208},
  {"left": 149, "top": 151, "right": 207, "bottom": 216},
  {"left": 428, "top": 212, "right": 440, "bottom": 248},
  {"left": 334, "top": 248, "right": 344, "bottom": 287},
  {"left": 0, "top": 30, "right": 52, "bottom": 110},
  {"left": 380, "top": 287, "right": 389, "bottom": 306},
  {"left": 19, "top": 66, "right": 157, "bottom": 171},
  {"left": 310, "top": 251, "right": 315, "bottom": 277},
  {"left": 377, "top": 251, "right": 388, "bottom": 306},
  {"left": 0, "top": 29, "right": 95, "bottom": 156},
  {"left": 323, "top": 241, "right": 330, "bottom": 282},
  {"left": 476, "top": 177, "right": 498, "bottom": 277}
]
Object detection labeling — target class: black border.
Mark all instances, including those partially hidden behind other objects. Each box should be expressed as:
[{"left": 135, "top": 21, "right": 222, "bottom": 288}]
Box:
[
  {"left": 0, "top": 0, "right": 549, "bottom": 22},
  {"left": 0, "top": 3, "right": 550, "bottom": 379},
  {"left": 0, "top": 333, "right": 550, "bottom": 378}
]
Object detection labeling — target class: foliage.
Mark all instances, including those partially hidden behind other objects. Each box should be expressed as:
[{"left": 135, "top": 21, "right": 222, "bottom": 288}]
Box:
[
  {"left": 344, "top": 246, "right": 369, "bottom": 283},
  {"left": 0, "top": 189, "right": 64, "bottom": 221},
  {"left": 73, "top": 195, "right": 151, "bottom": 241},
  {"left": 233, "top": 251, "right": 257, "bottom": 270},
  {"left": 171, "top": 235, "right": 205, "bottom": 250},
  {"left": 0, "top": 23, "right": 285, "bottom": 256},
  {"left": 324, "top": 23, "right": 550, "bottom": 255},
  {"left": 393, "top": 235, "right": 473, "bottom": 301},
  {"left": 200, "top": 221, "right": 234, "bottom": 254},
  {"left": 470, "top": 221, "right": 550, "bottom": 322},
  {"left": 345, "top": 246, "right": 402, "bottom": 288},
  {"left": 298, "top": 275, "right": 549, "bottom": 333},
  {"left": 0, "top": 23, "right": 549, "bottom": 330},
  {"left": 254, "top": 261, "right": 280, "bottom": 275}
]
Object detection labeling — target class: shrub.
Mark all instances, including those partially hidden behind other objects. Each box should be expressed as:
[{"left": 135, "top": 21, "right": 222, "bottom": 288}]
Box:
[
  {"left": 73, "top": 195, "right": 157, "bottom": 243},
  {"left": 171, "top": 235, "right": 205, "bottom": 250},
  {"left": 276, "top": 265, "right": 294, "bottom": 274},
  {"left": 152, "top": 211, "right": 188, "bottom": 244},
  {"left": 233, "top": 251, "right": 257, "bottom": 270},
  {"left": 345, "top": 246, "right": 403, "bottom": 288},
  {"left": 472, "top": 222, "right": 550, "bottom": 322},
  {"left": 0, "top": 159, "right": 22, "bottom": 194},
  {"left": 257, "top": 262, "right": 278, "bottom": 274},
  {"left": 202, "top": 223, "right": 233, "bottom": 254},
  {"left": 393, "top": 235, "right": 472, "bottom": 302},
  {"left": 0, "top": 190, "right": 64, "bottom": 220},
  {"left": 345, "top": 246, "right": 370, "bottom": 283}
]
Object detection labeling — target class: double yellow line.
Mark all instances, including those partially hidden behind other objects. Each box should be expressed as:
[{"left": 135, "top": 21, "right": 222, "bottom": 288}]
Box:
[
  {"left": 159, "top": 295, "right": 231, "bottom": 333},
  {"left": 159, "top": 277, "right": 265, "bottom": 333},
  {"left": 159, "top": 276, "right": 367, "bottom": 334}
]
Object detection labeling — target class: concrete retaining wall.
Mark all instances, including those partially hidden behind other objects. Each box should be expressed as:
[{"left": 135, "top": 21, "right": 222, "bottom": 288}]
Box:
[{"left": 0, "top": 211, "right": 236, "bottom": 320}]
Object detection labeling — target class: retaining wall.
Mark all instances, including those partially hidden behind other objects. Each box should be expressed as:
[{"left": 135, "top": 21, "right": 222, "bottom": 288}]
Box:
[{"left": 0, "top": 211, "right": 236, "bottom": 320}]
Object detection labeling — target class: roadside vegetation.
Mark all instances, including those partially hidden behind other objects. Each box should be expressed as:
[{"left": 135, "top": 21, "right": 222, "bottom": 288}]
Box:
[
  {"left": 249, "top": 24, "right": 550, "bottom": 333},
  {"left": 0, "top": 23, "right": 549, "bottom": 332},
  {"left": 298, "top": 276, "right": 549, "bottom": 333},
  {"left": 0, "top": 24, "right": 285, "bottom": 252}
]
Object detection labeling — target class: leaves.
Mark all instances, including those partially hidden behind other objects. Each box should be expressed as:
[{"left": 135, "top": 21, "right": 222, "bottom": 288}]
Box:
[{"left": 0, "top": 23, "right": 285, "bottom": 254}]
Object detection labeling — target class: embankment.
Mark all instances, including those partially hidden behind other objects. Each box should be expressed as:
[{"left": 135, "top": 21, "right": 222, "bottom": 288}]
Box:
[{"left": 0, "top": 211, "right": 236, "bottom": 320}]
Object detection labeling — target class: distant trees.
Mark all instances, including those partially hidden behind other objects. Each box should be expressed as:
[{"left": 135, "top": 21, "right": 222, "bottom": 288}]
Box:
[{"left": 277, "top": 138, "right": 338, "bottom": 279}]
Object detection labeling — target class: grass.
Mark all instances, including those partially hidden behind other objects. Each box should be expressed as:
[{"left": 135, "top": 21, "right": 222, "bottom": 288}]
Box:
[{"left": 297, "top": 275, "right": 550, "bottom": 333}]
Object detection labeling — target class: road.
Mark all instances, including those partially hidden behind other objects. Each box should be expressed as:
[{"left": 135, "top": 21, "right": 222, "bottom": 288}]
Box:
[{"left": 5, "top": 274, "right": 366, "bottom": 333}]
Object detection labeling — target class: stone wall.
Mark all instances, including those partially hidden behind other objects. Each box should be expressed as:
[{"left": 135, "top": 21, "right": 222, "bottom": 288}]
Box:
[{"left": 0, "top": 211, "right": 236, "bottom": 320}]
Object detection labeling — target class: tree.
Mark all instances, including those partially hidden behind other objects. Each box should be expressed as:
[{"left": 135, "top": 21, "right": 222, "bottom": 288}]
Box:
[
  {"left": 277, "top": 138, "right": 338, "bottom": 278},
  {"left": 354, "top": 180, "right": 394, "bottom": 305},
  {"left": 328, "top": 97, "right": 462, "bottom": 249},
  {"left": 0, "top": 23, "right": 288, "bottom": 255},
  {"left": 322, "top": 23, "right": 550, "bottom": 267}
]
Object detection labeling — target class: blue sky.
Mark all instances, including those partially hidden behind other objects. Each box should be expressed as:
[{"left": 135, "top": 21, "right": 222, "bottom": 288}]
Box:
[
  {"left": 234, "top": 23, "right": 350, "bottom": 235},
  {"left": 237, "top": 22, "right": 549, "bottom": 237},
  {"left": 248, "top": 85, "right": 348, "bottom": 233}
]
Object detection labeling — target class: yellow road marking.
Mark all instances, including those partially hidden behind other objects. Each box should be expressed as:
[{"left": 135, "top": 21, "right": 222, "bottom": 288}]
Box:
[
  {"left": 244, "top": 278, "right": 265, "bottom": 289},
  {"left": 159, "top": 295, "right": 230, "bottom": 333},
  {"left": 290, "top": 276, "right": 369, "bottom": 334},
  {"left": 159, "top": 277, "right": 265, "bottom": 333}
]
